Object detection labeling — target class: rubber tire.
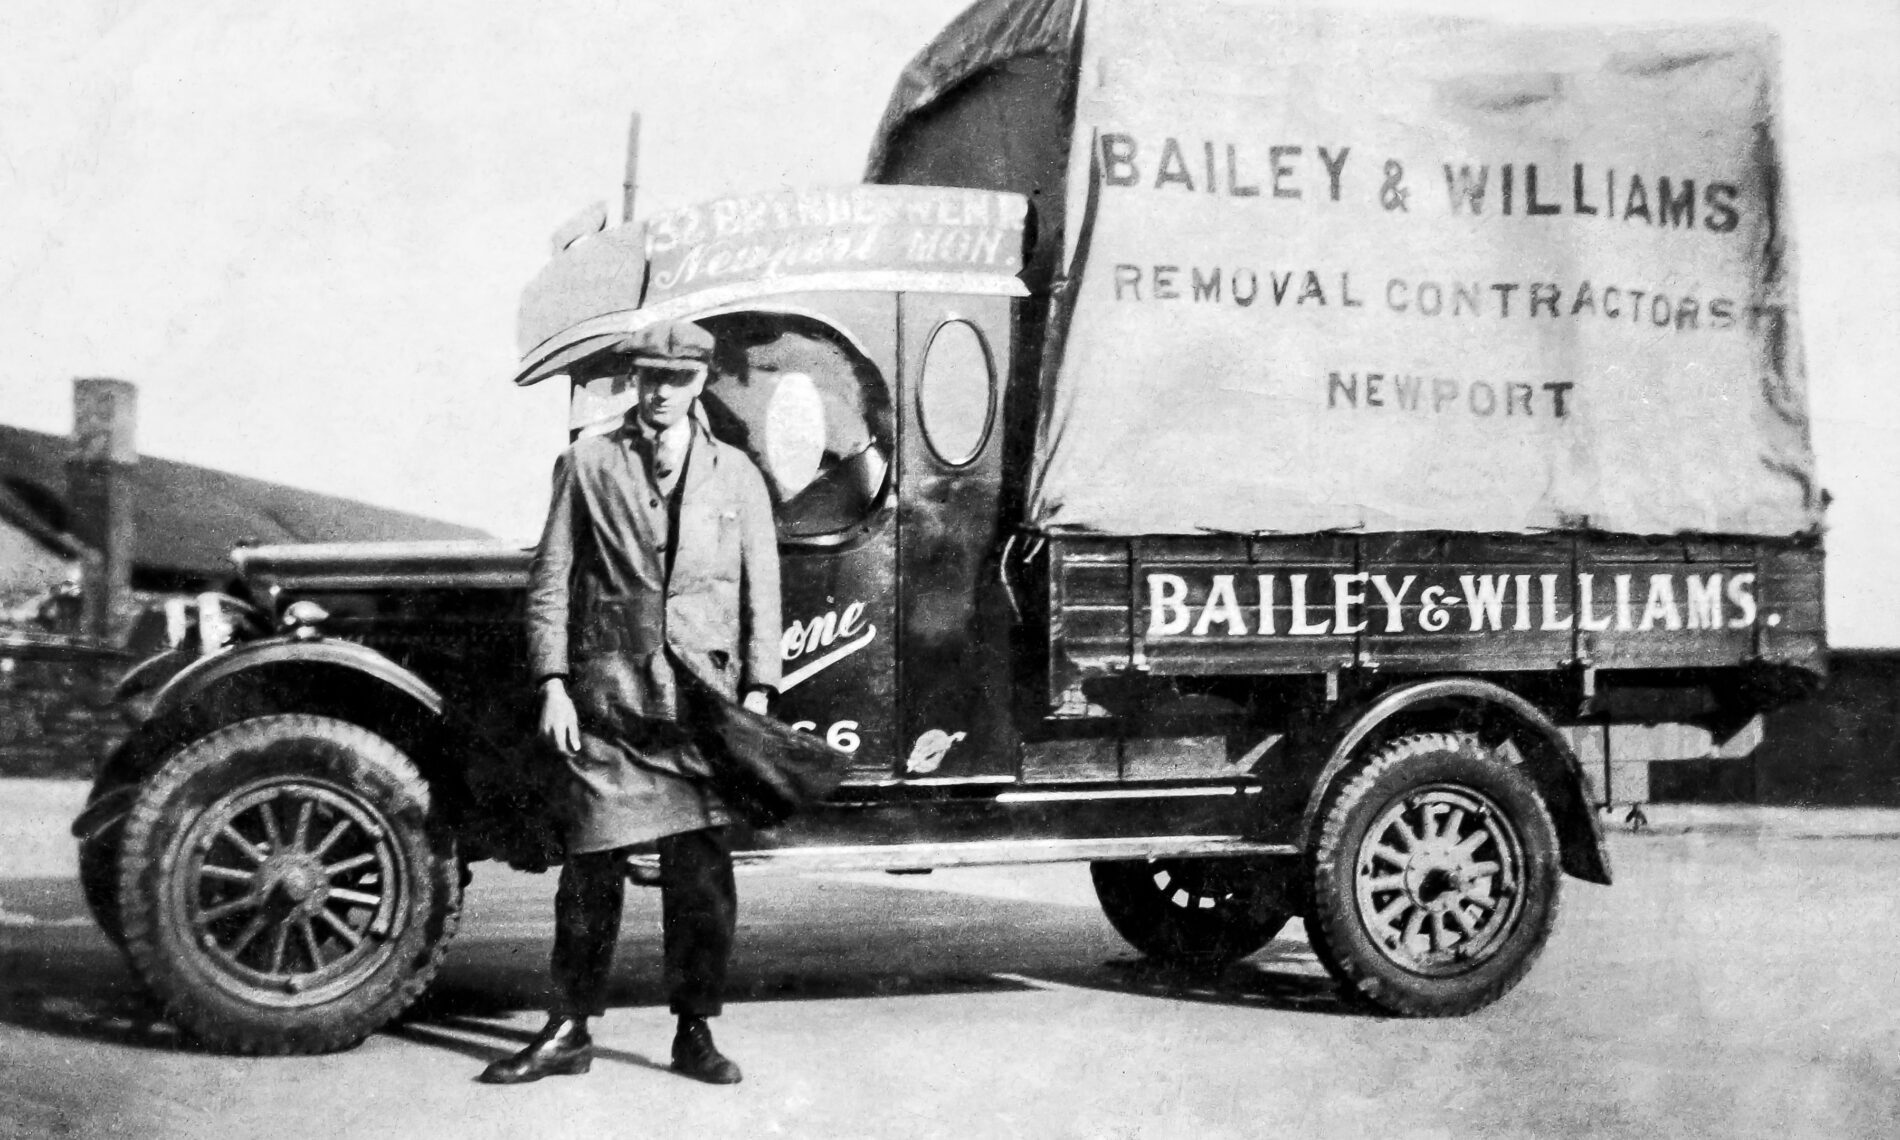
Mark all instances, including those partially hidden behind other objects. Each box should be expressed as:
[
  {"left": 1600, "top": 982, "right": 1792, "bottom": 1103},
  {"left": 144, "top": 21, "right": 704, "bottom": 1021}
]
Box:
[
  {"left": 1307, "top": 732, "right": 1560, "bottom": 1017},
  {"left": 78, "top": 773, "right": 140, "bottom": 948},
  {"left": 1091, "top": 857, "right": 1295, "bottom": 971},
  {"left": 116, "top": 714, "right": 462, "bottom": 1054}
]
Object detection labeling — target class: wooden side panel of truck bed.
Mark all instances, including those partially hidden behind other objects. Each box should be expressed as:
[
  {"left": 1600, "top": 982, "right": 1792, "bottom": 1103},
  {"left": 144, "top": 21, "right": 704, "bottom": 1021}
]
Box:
[{"left": 1047, "top": 533, "right": 1824, "bottom": 693}]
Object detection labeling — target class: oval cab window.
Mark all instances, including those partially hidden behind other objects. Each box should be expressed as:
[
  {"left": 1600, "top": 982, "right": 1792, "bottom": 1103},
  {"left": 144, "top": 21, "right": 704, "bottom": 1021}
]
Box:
[{"left": 919, "top": 320, "right": 994, "bottom": 467}]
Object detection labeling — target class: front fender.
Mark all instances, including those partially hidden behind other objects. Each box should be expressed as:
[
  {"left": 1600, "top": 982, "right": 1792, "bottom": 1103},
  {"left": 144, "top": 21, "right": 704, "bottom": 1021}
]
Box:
[
  {"left": 114, "top": 647, "right": 197, "bottom": 704},
  {"left": 147, "top": 636, "right": 445, "bottom": 724},
  {"left": 1301, "top": 677, "right": 1612, "bottom": 886}
]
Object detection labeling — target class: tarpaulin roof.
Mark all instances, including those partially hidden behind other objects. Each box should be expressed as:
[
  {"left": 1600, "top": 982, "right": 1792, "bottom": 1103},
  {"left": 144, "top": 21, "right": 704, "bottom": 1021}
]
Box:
[
  {"left": 864, "top": 0, "right": 1078, "bottom": 184},
  {"left": 897, "top": 0, "right": 1820, "bottom": 539}
]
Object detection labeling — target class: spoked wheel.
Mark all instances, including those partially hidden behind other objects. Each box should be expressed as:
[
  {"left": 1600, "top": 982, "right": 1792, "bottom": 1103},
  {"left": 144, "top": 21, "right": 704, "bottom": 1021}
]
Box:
[
  {"left": 1308, "top": 732, "right": 1559, "bottom": 1017},
  {"left": 1354, "top": 785, "right": 1530, "bottom": 973},
  {"left": 117, "top": 715, "right": 461, "bottom": 1054},
  {"left": 173, "top": 779, "right": 406, "bottom": 996},
  {"left": 1091, "top": 857, "right": 1295, "bottom": 971}
]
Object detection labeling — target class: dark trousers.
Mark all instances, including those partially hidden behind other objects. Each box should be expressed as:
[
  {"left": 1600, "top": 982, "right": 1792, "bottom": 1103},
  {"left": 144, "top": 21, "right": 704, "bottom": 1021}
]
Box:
[{"left": 550, "top": 827, "right": 736, "bottom": 1019}]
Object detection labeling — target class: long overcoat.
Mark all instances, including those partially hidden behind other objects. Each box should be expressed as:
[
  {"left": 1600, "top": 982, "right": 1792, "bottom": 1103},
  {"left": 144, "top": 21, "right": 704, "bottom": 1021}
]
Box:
[{"left": 526, "top": 415, "right": 781, "bottom": 853}]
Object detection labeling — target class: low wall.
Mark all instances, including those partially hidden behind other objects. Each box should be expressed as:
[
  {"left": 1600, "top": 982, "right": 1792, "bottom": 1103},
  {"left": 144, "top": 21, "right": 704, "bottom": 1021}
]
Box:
[
  {"left": 0, "top": 634, "right": 135, "bottom": 779},
  {"left": 1607, "top": 650, "right": 1900, "bottom": 807},
  {"left": 1748, "top": 650, "right": 1900, "bottom": 807}
]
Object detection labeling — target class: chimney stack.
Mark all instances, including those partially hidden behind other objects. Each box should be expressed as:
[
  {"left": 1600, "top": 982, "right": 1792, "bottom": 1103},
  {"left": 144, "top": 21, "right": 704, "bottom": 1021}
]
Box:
[{"left": 68, "top": 378, "right": 138, "bottom": 643}]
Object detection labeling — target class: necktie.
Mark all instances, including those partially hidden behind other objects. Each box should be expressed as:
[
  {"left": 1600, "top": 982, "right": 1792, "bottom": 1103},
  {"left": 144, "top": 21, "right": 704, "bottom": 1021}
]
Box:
[{"left": 646, "top": 429, "right": 683, "bottom": 497}]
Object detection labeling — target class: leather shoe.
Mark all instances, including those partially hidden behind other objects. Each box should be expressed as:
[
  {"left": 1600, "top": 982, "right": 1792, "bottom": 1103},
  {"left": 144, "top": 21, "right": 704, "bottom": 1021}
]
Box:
[
  {"left": 479, "top": 1016, "right": 594, "bottom": 1084},
  {"left": 670, "top": 1017, "right": 742, "bottom": 1084}
]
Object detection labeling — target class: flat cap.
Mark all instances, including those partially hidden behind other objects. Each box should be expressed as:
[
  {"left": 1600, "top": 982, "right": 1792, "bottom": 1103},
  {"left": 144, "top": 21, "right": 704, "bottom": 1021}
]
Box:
[{"left": 616, "top": 319, "right": 715, "bottom": 365}]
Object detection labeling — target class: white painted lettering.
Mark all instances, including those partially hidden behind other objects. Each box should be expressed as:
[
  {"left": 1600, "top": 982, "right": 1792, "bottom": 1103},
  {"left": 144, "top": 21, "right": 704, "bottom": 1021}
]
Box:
[
  {"left": 839, "top": 601, "right": 868, "bottom": 638},
  {"left": 1638, "top": 574, "right": 1683, "bottom": 631},
  {"left": 1128, "top": 565, "right": 1751, "bottom": 642},
  {"left": 1613, "top": 573, "right": 1635, "bottom": 631},
  {"left": 1577, "top": 573, "right": 1613, "bottom": 632},
  {"left": 1684, "top": 574, "right": 1723, "bottom": 629},
  {"left": 1540, "top": 573, "right": 1574, "bottom": 630},
  {"left": 1726, "top": 573, "right": 1758, "bottom": 628},
  {"left": 1370, "top": 574, "right": 1418, "bottom": 633},
  {"left": 1289, "top": 574, "right": 1332, "bottom": 635},
  {"left": 1460, "top": 573, "right": 1510, "bottom": 632},
  {"left": 1148, "top": 573, "right": 1191, "bottom": 636},
  {"left": 1193, "top": 574, "right": 1248, "bottom": 635},
  {"left": 784, "top": 604, "right": 875, "bottom": 661},
  {"left": 1333, "top": 573, "right": 1369, "bottom": 635}
]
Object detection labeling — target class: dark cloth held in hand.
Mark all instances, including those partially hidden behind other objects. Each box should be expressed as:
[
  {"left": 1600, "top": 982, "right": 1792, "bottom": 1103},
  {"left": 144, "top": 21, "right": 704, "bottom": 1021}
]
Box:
[{"left": 675, "top": 665, "right": 851, "bottom": 828}]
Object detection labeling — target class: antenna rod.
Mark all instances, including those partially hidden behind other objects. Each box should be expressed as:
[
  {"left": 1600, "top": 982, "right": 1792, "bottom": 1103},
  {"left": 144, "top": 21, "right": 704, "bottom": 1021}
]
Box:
[{"left": 622, "top": 112, "right": 641, "bottom": 224}]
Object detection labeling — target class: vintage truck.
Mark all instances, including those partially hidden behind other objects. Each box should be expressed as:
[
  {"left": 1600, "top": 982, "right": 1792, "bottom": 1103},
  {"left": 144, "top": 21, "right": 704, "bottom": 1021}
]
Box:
[{"left": 74, "top": 0, "right": 1824, "bottom": 1053}]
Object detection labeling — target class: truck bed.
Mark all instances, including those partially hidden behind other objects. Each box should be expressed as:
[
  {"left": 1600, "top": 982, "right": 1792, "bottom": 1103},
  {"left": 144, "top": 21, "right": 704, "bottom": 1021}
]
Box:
[{"left": 1047, "top": 532, "right": 1824, "bottom": 695}]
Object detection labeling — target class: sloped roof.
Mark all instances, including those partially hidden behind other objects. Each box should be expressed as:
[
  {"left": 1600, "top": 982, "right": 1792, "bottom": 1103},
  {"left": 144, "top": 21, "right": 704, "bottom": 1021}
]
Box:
[
  {"left": 0, "top": 424, "right": 489, "bottom": 579},
  {"left": 0, "top": 481, "right": 83, "bottom": 560}
]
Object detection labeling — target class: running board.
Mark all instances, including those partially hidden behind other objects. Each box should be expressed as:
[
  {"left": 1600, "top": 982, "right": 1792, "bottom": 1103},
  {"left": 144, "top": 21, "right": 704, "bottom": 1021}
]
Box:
[{"left": 627, "top": 835, "right": 1299, "bottom": 877}]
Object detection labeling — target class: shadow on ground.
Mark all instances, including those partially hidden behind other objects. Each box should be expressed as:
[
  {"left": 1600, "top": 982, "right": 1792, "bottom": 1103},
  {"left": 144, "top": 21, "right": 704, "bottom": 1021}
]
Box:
[
  {"left": 0, "top": 878, "right": 183, "bottom": 1053},
  {"left": 0, "top": 869, "right": 1357, "bottom": 1066}
]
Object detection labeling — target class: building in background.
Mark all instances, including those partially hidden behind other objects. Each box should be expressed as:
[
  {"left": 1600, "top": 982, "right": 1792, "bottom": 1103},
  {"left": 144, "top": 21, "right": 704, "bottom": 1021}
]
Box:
[{"left": 1, "top": 381, "right": 489, "bottom": 776}]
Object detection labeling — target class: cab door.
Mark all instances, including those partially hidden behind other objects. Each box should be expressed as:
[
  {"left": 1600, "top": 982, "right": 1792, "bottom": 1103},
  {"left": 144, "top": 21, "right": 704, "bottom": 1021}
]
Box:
[
  {"left": 576, "top": 299, "right": 904, "bottom": 784},
  {"left": 700, "top": 301, "right": 901, "bottom": 785},
  {"left": 894, "top": 293, "right": 1018, "bottom": 781}
]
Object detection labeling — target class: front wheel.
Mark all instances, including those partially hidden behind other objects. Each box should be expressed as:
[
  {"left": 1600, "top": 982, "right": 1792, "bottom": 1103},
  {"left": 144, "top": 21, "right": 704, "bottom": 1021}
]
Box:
[
  {"left": 115, "top": 715, "right": 462, "bottom": 1054},
  {"left": 78, "top": 776, "right": 135, "bottom": 948},
  {"left": 1307, "top": 732, "right": 1560, "bottom": 1017},
  {"left": 1091, "top": 857, "right": 1295, "bottom": 971}
]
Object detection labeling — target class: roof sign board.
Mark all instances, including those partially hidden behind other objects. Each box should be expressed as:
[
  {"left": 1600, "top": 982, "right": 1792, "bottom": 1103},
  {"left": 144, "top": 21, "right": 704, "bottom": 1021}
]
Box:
[{"left": 515, "top": 185, "right": 1029, "bottom": 386}]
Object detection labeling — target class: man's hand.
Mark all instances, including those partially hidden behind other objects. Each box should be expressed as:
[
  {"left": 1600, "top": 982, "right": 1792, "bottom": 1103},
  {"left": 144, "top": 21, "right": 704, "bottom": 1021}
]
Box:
[
  {"left": 742, "top": 689, "right": 771, "bottom": 716},
  {"left": 540, "top": 679, "right": 582, "bottom": 755}
]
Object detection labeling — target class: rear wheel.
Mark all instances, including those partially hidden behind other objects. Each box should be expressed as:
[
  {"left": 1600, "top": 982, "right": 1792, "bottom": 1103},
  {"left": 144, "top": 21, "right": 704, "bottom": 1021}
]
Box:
[
  {"left": 1307, "top": 732, "right": 1560, "bottom": 1017},
  {"left": 116, "top": 714, "right": 461, "bottom": 1054},
  {"left": 1091, "top": 857, "right": 1295, "bottom": 970}
]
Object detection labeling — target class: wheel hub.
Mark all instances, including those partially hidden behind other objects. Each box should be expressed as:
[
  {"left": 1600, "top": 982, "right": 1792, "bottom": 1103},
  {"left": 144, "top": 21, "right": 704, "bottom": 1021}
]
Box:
[
  {"left": 262, "top": 856, "right": 328, "bottom": 908},
  {"left": 174, "top": 775, "right": 407, "bottom": 1005},
  {"left": 1408, "top": 864, "right": 1457, "bottom": 909},
  {"left": 1353, "top": 785, "right": 1527, "bottom": 975},
  {"left": 1400, "top": 838, "right": 1482, "bottom": 913}
]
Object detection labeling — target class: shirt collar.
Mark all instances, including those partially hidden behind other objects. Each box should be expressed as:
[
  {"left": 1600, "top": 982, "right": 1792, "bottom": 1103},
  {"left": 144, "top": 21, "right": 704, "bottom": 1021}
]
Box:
[{"left": 625, "top": 410, "right": 694, "bottom": 452}]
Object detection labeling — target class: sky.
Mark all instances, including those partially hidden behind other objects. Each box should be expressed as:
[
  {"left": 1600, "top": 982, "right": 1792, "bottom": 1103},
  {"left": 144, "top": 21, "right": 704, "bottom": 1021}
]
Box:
[{"left": 1, "top": 0, "right": 1895, "bottom": 644}]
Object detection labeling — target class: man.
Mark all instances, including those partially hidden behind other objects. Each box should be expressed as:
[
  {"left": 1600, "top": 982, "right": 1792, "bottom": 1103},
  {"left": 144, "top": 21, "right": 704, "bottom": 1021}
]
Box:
[{"left": 481, "top": 319, "right": 780, "bottom": 1086}]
